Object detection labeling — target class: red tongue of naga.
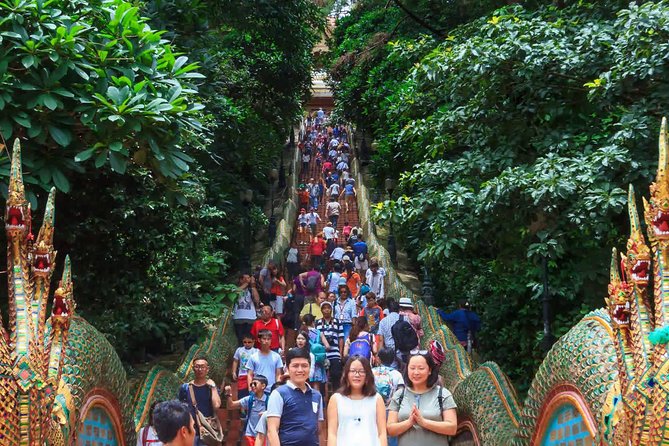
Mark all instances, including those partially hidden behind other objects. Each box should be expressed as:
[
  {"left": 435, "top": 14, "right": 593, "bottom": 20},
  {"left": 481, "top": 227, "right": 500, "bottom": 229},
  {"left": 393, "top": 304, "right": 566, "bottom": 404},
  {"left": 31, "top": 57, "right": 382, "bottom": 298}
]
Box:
[
  {"left": 659, "top": 221, "right": 669, "bottom": 232},
  {"left": 9, "top": 217, "right": 17, "bottom": 225}
]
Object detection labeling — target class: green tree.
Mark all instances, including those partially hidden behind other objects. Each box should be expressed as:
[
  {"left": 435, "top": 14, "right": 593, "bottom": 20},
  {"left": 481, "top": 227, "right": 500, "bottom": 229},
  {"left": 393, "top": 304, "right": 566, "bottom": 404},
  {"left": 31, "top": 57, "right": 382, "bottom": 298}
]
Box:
[
  {"left": 0, "top": 0, "right": 205, "bottom": 197},
  {"left": 331, "top": 0, "right": 669, "bottom": 390},
  {"left": 0, "top": 0, "right": 324, "bottom": 360}
]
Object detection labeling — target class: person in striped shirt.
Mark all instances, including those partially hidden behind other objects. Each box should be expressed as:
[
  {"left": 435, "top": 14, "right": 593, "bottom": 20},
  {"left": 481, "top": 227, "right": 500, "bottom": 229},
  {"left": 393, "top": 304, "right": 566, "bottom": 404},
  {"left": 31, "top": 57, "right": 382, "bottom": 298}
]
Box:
[{"left": 316, "top": 301, "right": 344, "bottom": 397}]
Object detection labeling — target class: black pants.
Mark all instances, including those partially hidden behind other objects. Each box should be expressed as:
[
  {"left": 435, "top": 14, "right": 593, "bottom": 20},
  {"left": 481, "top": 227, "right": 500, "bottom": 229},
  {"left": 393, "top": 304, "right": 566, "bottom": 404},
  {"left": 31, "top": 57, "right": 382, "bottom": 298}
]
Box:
[
  {"left": 328, "top": 357, "right": 343, "bottom": 389},
  {"left": 329, "top": 214, "right": 339, "bottom": 228},
  {"left": 234, "top": 321, "right": 254, "bottom": 344},
  {"left": 287, "top": 262, "right": 300, "bottom": 279}
]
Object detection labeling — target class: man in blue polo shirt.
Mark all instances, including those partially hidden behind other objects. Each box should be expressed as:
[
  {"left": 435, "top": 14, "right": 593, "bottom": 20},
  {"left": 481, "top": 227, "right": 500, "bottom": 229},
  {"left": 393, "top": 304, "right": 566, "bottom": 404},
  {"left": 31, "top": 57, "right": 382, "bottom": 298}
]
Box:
[{"left": 266, "top": 348, "right": 324, "bottom": 446}]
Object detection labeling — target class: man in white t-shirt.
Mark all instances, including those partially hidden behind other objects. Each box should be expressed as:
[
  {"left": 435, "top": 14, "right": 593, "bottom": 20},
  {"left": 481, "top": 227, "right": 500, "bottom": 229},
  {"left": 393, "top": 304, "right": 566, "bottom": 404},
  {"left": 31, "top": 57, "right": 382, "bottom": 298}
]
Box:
[
  {"left": 233, "top": 274, "right": 260, "bottom": 344},
  {"left": 306, "top": 208, "right": 321, "bottom": 236},
  {"left": 365, "top": 258, "right": 386, "bottom": 299},
  {"left": 330, "top": 246, "right": 345, "bottom": 262}
]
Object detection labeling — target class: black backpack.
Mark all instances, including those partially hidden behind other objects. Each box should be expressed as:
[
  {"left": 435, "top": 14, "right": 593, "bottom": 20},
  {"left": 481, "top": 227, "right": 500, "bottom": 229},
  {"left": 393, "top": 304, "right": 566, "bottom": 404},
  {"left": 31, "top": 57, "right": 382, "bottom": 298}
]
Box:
[{"left": 392, "top": 315, "right": 419, "bottom": 352}]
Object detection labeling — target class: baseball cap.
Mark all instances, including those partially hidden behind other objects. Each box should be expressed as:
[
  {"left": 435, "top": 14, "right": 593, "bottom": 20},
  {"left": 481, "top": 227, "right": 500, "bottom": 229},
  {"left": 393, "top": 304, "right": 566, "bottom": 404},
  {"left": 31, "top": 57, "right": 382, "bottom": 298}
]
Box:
[{"left": 342, "top": 255, "right": 351, "bottom": 262}]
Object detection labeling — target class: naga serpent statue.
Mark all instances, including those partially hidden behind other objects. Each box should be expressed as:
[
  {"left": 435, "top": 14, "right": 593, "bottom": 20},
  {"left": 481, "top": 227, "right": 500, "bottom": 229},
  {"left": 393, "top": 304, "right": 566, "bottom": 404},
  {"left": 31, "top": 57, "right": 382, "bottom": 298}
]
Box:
[
  {"left": 0, "top": 138, "right": 71, "bottom": 445},
  {"left": 0, "top": 139, "right": 134, "bottom": 445}
]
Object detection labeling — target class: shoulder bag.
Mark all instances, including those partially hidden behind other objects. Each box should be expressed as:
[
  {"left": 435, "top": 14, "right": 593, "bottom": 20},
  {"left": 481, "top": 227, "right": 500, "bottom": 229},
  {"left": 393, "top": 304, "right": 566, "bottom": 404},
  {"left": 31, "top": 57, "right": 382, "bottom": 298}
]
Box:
[{"left": 188, "top": 383, "right": 224, "bottom": 446}]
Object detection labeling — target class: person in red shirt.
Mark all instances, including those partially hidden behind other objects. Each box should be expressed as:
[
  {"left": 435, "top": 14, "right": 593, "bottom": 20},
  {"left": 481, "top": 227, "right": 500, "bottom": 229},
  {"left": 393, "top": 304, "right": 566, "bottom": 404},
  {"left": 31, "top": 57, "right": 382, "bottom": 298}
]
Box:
[
  {"left": 251, "top": 305, "right": 285, "bottom": 353},
  {"left": 308, "top": 234, "right": 327, "bottom": 271},
  {"left": 342, "top": 221, "right": 352, "bottom": 240},
  {"left": 299, "top": 188, "right": 310, "bottom": 210}
]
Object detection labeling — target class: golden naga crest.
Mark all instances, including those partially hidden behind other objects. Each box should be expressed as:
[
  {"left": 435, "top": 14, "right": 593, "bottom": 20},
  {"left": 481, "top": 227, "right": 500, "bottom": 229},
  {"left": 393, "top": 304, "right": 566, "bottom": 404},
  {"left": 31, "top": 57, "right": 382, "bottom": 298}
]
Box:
[
  {"left": 645, "top": 118, "right": 669, "bottom": 245},
  {"left": 607, "top": 248, "right": 633, "bottom": 329},
  {"left": 625, "top": 187, "right": 651, "bottom": 289},
  {"left": 0, "top": 140, "right": 73, "bottom": 446},
  {"left": 606, "top": 117, "right": 669, "bottom": 445}
]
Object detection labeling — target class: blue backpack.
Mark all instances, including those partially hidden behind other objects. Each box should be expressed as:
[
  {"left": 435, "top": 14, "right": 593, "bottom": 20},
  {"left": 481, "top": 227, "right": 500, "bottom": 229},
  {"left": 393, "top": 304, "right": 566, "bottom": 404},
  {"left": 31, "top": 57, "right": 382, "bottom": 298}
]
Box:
[
  {"left": 309, "top": 329, "right": 327, "bottom": 366},
  {"left": 349, "top": 333, "right": 372, "bottom": 360},
  {"left": 373, "top": 366, "right": 396, "bottom": 405}
]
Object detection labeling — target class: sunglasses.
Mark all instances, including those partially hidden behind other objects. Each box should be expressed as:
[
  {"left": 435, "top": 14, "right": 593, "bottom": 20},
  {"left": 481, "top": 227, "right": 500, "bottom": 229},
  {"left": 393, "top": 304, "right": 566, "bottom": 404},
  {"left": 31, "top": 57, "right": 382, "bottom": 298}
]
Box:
[{"left": 409, "top": 349, "right": 429, "bottom": 356}]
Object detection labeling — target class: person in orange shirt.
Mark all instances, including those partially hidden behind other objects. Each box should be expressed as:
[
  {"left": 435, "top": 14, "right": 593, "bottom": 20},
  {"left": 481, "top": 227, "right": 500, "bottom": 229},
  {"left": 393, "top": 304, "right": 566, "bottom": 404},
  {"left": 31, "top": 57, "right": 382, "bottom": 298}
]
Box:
[
  {"left": 359, "top": 291, "right": 384, "bottom": 335},
  {"left": 299, "top": 188, "right": 310, "bottom": 211},
  {"left": 341, "top": 260, "right": 362, "bottom": 298},
  {"left": 270, "top": 267, "right": 287, "bottom": 316}
]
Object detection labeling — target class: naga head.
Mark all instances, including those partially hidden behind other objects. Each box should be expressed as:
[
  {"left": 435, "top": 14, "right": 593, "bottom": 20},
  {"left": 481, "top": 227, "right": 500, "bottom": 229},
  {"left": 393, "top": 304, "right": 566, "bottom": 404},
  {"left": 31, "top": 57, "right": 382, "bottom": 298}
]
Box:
[
  {"left": 51, "top": 256, "right": 73, "bottom": 330},
  {"left": 608, "top": 248, "right": 633, "bottom": 329},
  {"left": 32, "top": 188, "right": 56, "bottom": 278},
  {"left": 5, "top": 139, "right": 31, "bottom": 239},
  {"left": 644, "top": 118, "right": 669, "bottom": 243},
  {"left": 626, "top": 185, "right": 651, "bottom": 288}
]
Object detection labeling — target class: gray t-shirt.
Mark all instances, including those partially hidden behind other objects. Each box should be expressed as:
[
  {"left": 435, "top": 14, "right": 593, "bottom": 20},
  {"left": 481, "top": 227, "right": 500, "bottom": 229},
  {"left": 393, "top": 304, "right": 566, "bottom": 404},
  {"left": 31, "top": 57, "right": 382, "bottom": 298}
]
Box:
[
  {"left": 388, "top": 385, "right": 457, "bottom": 446},
  {"left": 246, "top": 351, "right": 283, "bottom": 389},
  {"left": 240, "top": 393, "right": 268, "bottom": 437}
]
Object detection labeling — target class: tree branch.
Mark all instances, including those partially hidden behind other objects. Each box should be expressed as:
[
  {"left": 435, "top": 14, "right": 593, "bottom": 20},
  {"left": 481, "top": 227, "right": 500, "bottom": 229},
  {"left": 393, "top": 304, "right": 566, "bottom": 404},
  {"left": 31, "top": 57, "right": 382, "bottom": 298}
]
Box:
[{"left": 391, "top": 0, "right": 444, "bottom": 38}]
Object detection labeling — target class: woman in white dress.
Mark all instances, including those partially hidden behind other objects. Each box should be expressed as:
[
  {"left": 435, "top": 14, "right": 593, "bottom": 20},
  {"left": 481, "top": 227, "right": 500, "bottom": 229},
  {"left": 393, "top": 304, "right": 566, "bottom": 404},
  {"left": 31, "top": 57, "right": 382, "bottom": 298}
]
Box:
[{"left": 327, "top": 356, "right": 387, "bottom": 446}]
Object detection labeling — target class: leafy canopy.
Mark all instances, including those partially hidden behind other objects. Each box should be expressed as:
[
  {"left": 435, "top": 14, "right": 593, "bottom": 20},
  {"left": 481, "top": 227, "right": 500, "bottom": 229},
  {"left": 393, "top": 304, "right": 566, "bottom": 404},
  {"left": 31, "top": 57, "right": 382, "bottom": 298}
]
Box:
[
  {"left": 0, "top": 0, "right": 204, "bottom": 198},
  {"left": 330, "top": 0, "right": 669, "bottom": 389}
]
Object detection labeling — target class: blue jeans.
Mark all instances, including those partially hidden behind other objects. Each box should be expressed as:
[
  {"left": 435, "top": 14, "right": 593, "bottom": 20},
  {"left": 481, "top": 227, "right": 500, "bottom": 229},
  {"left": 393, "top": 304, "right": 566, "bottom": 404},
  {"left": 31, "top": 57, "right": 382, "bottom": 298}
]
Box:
[{"left": 342, "top": 322, "right": 352, "bottom": 340}]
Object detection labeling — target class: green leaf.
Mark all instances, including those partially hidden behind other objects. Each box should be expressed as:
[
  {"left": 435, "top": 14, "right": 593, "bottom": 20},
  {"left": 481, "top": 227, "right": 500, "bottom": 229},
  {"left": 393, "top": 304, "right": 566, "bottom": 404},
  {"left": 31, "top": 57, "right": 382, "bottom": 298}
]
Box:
[
  {"left": 42, "top": 94, "right": 58, "bottom": 110},
  {"left": 74, "top": 147, "right": 97, "bottom": 162},
  {"left": 107, "top": 86, "right": 122, "bottom": 105},
  {"left": 21, "top": 55, "right": 35, "bottom": 69},
  {"left": 51, "top": 169, "right": 70, "bottom": 193},
  {"left": 0, "top": 119, "right": 12, "bottom": 139},
  {"left": 109, "top": 151, "right": 127, "bottom": 174},
  {"left": 12, "top": 115, "right": 31, "bottom": 128},
  {"left": 94, "top": 149, "right": 108, "bottom": 168},
  {"left": 48, "top": 126, "right": 71, "bottom": 146}
]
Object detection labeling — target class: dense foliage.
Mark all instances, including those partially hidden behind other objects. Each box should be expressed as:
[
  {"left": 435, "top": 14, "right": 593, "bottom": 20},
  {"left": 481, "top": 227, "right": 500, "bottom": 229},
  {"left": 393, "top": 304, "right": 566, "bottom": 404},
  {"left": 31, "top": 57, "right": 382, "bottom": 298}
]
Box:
[
  {"left": 0, "top": 0, "right": 322, "bottom": 360},
  {"left": 0, "top": 0, "right": 204, "bottom": 197},
  {"left": 329, "top": 0, "right": 669, "bottom": 390}
]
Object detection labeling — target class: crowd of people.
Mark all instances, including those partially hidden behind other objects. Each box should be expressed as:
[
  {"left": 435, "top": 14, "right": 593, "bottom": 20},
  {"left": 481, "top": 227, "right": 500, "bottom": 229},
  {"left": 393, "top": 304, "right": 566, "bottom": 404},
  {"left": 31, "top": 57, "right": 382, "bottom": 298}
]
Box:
[
  {"left": 137, "top": 110, "right": 461, "bottom": 446},
  {"left": 145, "top": 347, "right": 457, "bottom": 446}
]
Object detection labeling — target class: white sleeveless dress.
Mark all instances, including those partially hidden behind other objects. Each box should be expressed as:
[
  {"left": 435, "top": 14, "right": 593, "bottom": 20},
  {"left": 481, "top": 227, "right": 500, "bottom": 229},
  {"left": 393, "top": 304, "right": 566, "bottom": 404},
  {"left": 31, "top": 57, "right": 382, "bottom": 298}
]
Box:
[{"left": 334, "top": 393, "right": 381, "bottom": 446}]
